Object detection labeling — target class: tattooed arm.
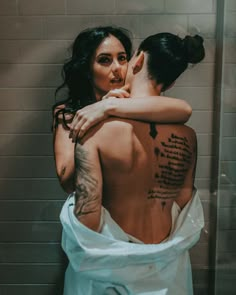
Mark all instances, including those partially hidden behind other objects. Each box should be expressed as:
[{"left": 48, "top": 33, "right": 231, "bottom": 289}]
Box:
[{"left": 74, "top": 140, "right": 103, "bottom": 232}]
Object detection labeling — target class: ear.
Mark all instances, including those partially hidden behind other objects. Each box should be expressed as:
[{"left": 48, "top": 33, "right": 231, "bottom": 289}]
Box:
[{"left": 132, "top": 51, "right": 145, "bottom": 75}]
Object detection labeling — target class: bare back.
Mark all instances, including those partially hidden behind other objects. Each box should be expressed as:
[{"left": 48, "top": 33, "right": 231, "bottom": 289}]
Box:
[{"left": 83, "top": 118, "right": 197, "bottom": 244}]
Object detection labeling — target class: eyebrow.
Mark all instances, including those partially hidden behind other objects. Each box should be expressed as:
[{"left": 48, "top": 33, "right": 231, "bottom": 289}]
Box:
[{"left": 97, "top": 51, "right": 127, "bottom": 57}]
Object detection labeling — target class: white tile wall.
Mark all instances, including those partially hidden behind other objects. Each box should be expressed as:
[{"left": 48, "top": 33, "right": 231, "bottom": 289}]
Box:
[
  {"left": 202, "top": 38, "right": 216, "bottom": 63},
  {"left": 221, "top": 162, "right": 236, "bottom": 184},
  {"left": 165, "top": 0, "right": 214, "bottom": 14},
  {"left": 0, "top": 179, "right": 66, "bottom": 200},
  {"left": 0, "top": 0, "right": 17, "bottom": 16},
  {"left": 115, "top": 0, "right": 164, "bottom": 14},
  {"left": 45, "top": 15, "right": 140, "bottom": 40},
  {"left": 0, "top": 157, "right": 56, "bottom": 178},
  {"left": 0, "top": 40, "right": 68, "bottom": 64},
  {"left": 0, "top": 285, "right": 64, "bottom": 295},
  {"left": 222, "top": 113, "right": 236, "bottom": 136},
  {"left": 18, "top": 0, "right": 65, "bottom": 15},
  {"left": 226, "top": 0, "right": 236, "bottom": 11},
  {"left": 0, "top": 111, "right": 52, "bottom": 133},
  {"left": 0, "top": 64, "right": 62, "bottom": 87},
  {"left": 197, "top": 134, "right": 213, "bottom": 156},
  {"left": 175, "top": 64, "right": 215, "bottom": 87},
  {"left": 225, "top": 12, "right": 236, "bottom": 37},
  {"left": 0, "top": 88, "right": 56, "bottom": 110},
  {"left": 0, "top": 200, "right": 64, "bottom": 221},
  {"left": 188, "top": 14, "right": 216, "bottom": 38},
  {"left": 18, "top": 40, "right": 70, "bottom": 63},
  {"left": 0, "top": 242, "right": 65, "bottom": 262},
  {"left": 217, "top": 9, "right": 236, "bottom": 283},
  {"left": 221, "top": 138, "right": 236, "bottom": 161},
  {"left": 0, "top": 16, "right": 45, "bottom": 39},
  {"left": 224, "top": 64, "right": 236, "bottom": 88},
  {"left": 196, "top": 156, "right": 212, "bottom": 178},
  {"left": 0, "top": 40, "right": 21, "bottom": 63},
  {"left": 0, "top": 134, "right": 53, "bottom": 156},
  {"left": 0, "top": 223, "right": 61, "bottom": 241},
  {"left": 139, "top": 14, "right": 188, "bottom": 37},
  {"left": 224, "top": 89, "right": 236, "bottom": 112},
  {"left": 67, "top": 0, "right": 115, "bottom": 14},
  {"left": 188, "top": 111, "right": 213, "bottom": 133},
  {"left": 166, "top": 87, "right": 214, "bottom": 110},
  {"left": 225, "top": 38, "right": 236, "bottom": 63}
]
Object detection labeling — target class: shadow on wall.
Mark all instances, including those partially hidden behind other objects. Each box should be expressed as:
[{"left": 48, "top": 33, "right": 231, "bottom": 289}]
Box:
[{"left": 0, "top": 42, "right": 69, "bottom": 294}]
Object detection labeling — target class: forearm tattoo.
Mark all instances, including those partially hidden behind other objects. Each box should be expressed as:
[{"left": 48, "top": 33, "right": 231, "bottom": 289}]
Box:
[
  {"left": 74, "top": 144, "right": 99, "bottom": 219},
  {"left": 148, "top": 124, "right": 194, "bottom": 210}
]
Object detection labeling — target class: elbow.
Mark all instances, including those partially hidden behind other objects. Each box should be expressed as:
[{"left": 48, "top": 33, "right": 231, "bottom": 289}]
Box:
[
  {"left": 182, "top": 103, "right": 192, "bottom": 123},
  {"left": 56, "top": 166, "right": 75, "bottom": 194},
  {"left": 86, "top": 220, "right": 101, "bottom": 232},
  {"left": 75, "top": 212, "right": 102, "bottom": 232}
]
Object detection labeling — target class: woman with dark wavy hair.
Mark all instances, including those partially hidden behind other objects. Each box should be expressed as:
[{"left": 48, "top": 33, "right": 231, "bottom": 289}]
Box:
[{"left": 53, "top": 26, "right": 193, "bottom": 193}]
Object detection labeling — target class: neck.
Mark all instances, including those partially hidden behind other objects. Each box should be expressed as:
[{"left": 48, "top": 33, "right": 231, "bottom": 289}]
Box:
[{"left": 130, "top": 74, "right": 161, "bottom": 98}]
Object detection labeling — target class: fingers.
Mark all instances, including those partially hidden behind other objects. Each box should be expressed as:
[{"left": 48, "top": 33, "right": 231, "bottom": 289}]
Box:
[
  {"left": 69, "top": 109, "right": 98, "bottom": 142},
  {"left": 121, "top": 83, "right": 130, "bottom": 92},
  {"left": 118, "top": 89, "right": 130, "bottom": 98},
  {"left": 74, "top": 117, "right": 99, "bottom": 140},
  {"left": 102, "top": 88, "right": 130, "bottom": 99},
  {"left": 70, "top": 119, "right": 85, "bottom": 142},
  {"left": 69, "top": 110, "right": 84, "bottom": 142},
  {"left": 77, "top": 120, "right": 93, "bottom": 139}
]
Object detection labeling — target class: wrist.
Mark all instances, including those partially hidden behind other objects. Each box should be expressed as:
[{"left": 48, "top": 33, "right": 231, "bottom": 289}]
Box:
[{"left": 104, "top": 98, "right": 118, "bottom": 116}]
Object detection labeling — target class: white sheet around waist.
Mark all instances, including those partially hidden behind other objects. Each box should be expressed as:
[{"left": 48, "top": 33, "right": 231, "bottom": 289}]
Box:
[
  {"left": 60, "top": 189, "right": 204, "bottom": 272},
  {"left": 61, "top": 189, "right": 204, "bottom": 294}
]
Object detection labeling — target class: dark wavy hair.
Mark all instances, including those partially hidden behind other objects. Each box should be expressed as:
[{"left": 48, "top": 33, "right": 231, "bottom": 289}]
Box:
[
  {"left": 52, "top": 26, "right": 132, "bottom": 128},
  {"left": 137, "top": 32, "right": 205, "bottom": 91}
]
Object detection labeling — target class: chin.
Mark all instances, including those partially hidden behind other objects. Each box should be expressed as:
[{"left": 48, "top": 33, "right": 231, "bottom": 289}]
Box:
[{"left": 111, "top": 83, "right": 124, "bottom": 89}]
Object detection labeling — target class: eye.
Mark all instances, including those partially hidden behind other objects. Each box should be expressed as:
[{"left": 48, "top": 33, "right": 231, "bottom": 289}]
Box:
[
  {"left": 118, "top": 54, "right": 127, "bottom": 64},
  {"left": 97, "top": 56, "right": 111, "bottom": 65}
]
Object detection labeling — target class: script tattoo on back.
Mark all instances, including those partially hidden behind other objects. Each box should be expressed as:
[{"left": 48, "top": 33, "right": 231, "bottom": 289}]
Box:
[
  {"left": 148, "top": 124, "right": 192, "bottom": 210},
  {"left": 74, "top": 144, "right": 98, "bottom": 218}
]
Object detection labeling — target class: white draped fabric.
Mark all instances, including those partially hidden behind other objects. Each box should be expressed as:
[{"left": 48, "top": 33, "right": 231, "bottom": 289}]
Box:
[{"left": 60, "top": 190, "right": 204, "bottom": 295}]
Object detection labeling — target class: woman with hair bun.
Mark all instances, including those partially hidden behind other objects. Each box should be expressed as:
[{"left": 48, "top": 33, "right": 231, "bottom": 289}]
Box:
[{"left": 135, "top": 32, "right": 205, "bottom": 92}]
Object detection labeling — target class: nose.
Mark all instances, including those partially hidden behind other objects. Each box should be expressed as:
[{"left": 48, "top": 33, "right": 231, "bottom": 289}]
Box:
[{"left": 111, "top": 59, "right": 121, "bottom": 74}]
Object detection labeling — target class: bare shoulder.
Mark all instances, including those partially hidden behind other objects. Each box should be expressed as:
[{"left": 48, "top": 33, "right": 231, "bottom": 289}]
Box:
[
  {"left": 176, "top": 124, "right": 197, "bottom": 143},
  {"left": 82, "top": 118, "right": 134, "bottom": 141},
  {"left": 164, "top": 124, "right": 196, "bottom": 133},
  {"left": 102, "top": 118, "right": 134, "bottom": 133},
  {"left": 158, "top": 124, "right": 196, "bottom": 140}
]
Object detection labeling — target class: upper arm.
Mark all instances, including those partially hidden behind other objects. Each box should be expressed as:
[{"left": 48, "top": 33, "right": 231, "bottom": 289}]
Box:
[
  {"left": 53, "top": 105, "right": 75, "bottom": 193},
  {"left": 106, "top": 96, "right": 192, "bottom": 124},
  {"left": 151, "top": 96, "right": 192, "bottom": 123},
  {"left": 74, "top": 140, "right": 103, "bottom": 232}
]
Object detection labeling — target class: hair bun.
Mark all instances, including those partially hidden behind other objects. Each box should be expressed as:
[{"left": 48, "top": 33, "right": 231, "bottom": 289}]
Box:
[{"left": 183, "top": 34, "right": 205, "bottom": 64}]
